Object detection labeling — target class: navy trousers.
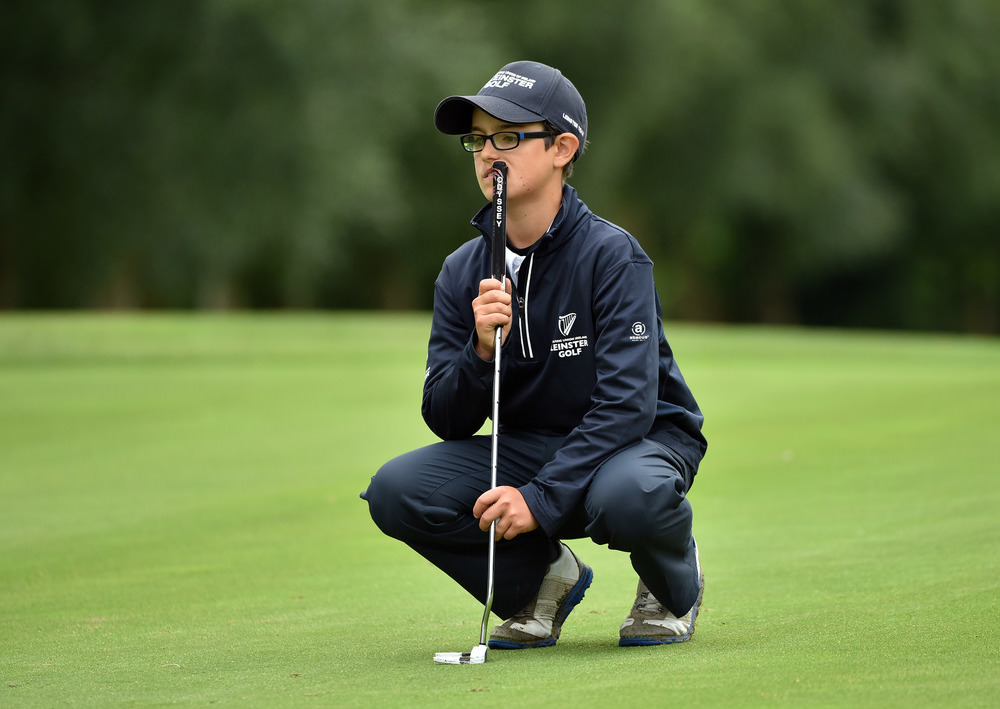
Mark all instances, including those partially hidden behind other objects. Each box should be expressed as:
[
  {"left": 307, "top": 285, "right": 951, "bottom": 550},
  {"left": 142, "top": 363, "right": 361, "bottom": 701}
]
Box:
[{"left": 362, "top": 432, "right": 700, "bottom": 619}]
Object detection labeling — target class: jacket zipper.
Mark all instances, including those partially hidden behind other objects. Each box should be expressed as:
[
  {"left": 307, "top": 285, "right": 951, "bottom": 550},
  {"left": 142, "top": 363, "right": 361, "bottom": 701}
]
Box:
[{"left": 516, "top": 253, "right": 535, "bottom": 359}]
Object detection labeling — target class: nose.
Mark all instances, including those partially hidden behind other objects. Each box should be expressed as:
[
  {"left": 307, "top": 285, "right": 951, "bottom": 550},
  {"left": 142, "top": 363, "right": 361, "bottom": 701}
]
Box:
[{"left": 479, "top": 138, "right": 502, "bottom": 162}]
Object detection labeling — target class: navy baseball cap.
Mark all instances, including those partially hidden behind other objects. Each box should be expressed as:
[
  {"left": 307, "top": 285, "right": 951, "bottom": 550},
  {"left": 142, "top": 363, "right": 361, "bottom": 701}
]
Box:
[{"left": 434, "top": 61, "right": 588, "bottom": 161}]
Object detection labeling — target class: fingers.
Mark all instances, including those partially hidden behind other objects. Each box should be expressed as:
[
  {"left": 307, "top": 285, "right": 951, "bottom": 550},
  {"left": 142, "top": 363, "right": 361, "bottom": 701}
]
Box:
[
  {"left": 473, "top": 486, "right": 539, "bottom": 541},
  {"left": 471, "top": 487, "right": 497, "bottom": 523},
  {"left": 477, "top": 277, "right": 510, "bottom": 297},
  {"left": 473, "top": 278, "right": 513, "bottom": 359},
  {"left": 475, "top": 279, "right": 512, "bottom": 324}
]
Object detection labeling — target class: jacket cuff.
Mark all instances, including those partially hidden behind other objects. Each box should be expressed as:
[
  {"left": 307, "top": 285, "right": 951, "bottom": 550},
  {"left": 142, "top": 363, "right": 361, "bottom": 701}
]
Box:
[{"left": 518, "top": 481, "right": 559, "bottom": 538}]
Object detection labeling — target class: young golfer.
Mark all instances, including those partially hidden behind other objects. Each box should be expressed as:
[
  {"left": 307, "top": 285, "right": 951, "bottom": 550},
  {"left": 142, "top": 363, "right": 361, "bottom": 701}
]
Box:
[{"left": 362, "top": 60, "right": 707, "bottom": 648}]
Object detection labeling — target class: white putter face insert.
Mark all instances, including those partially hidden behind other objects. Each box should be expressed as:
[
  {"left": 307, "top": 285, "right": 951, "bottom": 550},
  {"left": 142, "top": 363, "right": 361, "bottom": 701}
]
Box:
[{"left": 433, "top": 645, "right": 488, "bottom": 665}]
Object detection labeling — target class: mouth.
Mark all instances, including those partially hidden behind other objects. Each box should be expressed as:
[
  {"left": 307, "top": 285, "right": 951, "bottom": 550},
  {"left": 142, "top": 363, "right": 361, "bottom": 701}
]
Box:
[{"left": 483, "top": 161, "right": 509, "bottom": 178}]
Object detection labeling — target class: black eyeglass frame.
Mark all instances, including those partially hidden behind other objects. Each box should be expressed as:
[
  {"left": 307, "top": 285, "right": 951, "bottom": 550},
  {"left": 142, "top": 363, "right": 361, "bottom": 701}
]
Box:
[{"left": 459, "top": 130, "right": 559, "bottom": 153}]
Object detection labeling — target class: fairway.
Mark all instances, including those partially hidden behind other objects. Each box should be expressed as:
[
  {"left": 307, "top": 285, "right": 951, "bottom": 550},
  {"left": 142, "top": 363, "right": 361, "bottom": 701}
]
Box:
[{"left": 1, "top": 314, "right": 998, "bottom": 707}]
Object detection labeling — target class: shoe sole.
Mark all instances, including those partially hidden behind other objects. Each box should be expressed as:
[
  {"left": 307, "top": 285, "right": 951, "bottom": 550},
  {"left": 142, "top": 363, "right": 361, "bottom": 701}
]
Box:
[
  {"left": 489, "top": 563, "right": 594, "bottom": 650},
  {"left": 619, "top": 573, "right": 704, "bottom": 647}
]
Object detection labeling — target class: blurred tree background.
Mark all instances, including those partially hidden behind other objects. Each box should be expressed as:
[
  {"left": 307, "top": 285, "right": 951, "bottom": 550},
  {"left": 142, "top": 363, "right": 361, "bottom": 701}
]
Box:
[{"left": 2, "top": 0, "right": 998, "bottom": 332}]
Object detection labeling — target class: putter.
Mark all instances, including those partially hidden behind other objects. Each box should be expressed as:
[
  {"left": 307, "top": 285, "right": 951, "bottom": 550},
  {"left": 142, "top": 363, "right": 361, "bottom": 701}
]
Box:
[{"left": 434, "top": 161, "right": 508, "bottom": 666}]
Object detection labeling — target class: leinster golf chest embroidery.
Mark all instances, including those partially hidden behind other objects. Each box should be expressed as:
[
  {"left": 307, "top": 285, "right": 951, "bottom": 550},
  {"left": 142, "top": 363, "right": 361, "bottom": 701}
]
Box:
[{"left": 551, "top": 313, "right": 589, "bottom": 358}]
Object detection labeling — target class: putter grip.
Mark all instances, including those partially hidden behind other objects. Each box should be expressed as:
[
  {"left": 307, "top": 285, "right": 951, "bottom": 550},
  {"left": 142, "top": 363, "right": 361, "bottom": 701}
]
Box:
[{"left": 491, "top": 161, "right": 507, "bottom": 281}]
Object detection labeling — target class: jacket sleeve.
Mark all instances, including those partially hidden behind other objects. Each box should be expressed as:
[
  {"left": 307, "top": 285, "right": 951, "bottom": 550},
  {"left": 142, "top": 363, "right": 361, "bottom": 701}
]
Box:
[
  {"left": 421, "top": 257, "right": 495, "bottom": 440},
  {"left": 518, "top": 257, "right": 659, "bottom": 536}
]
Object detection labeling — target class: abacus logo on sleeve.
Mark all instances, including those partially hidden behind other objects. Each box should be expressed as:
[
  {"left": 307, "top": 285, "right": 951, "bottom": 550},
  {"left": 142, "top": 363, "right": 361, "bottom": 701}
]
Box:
[{"left": 629, "top": 322, "right": 649, "bottom": 342}]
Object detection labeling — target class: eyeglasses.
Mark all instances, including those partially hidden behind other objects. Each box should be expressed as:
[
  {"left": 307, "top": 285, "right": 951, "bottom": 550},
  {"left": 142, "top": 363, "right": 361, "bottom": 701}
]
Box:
[{"left": 459, "top": 130, "right": 558, "bottom": 153}]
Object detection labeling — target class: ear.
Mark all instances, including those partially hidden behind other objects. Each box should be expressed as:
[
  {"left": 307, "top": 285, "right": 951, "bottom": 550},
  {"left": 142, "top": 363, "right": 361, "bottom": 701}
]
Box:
[{"left": 552, "top": 133, "right": 580, "bottom": 169}]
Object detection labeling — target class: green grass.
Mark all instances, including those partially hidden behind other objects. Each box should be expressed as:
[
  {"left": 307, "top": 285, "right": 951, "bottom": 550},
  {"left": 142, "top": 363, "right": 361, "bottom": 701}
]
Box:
[{"left": 1, "top": 313, "right": 998, "bottom": 707}]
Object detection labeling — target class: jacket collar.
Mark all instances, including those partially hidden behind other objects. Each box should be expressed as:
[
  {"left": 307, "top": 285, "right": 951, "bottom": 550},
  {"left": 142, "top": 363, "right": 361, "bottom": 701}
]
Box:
[{"left": 472, "top": 184, "right": 588, "bottom": 256}]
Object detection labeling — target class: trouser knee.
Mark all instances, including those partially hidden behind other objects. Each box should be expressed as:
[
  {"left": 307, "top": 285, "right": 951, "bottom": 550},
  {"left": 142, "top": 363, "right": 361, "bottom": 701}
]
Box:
[
  {"left": 363, "top": 443, "right": 487, "bottom": 544},
  {"left": 585, "top": 442, "right": 692, "bottom": 551},
  {"left": 362, "top": 457, "right": 412, "bottom": 539}
]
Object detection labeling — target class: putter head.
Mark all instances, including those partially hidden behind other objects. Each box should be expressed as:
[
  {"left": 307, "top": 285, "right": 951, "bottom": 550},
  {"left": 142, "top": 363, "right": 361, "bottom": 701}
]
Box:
[{"left": 433, "top": 644, "right": 488, "bottom": 665}]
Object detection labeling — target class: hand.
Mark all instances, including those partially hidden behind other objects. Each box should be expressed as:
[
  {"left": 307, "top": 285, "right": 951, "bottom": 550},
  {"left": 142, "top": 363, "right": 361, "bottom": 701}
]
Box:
[
  {"left": 472, "top": 278, "right": 512, "bottom": 361},
  {"left": 473, "top": 486, "right": 539, "bottom": 541}
]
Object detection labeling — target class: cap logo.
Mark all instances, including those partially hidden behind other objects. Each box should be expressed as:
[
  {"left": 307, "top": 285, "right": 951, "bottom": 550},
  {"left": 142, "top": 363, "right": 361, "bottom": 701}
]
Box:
[
  {"left": 562, "top": 112, "right": 583, "bottom": 136},
  {"left": 484, "top": 70, "right": 537, "bottom": 91}
]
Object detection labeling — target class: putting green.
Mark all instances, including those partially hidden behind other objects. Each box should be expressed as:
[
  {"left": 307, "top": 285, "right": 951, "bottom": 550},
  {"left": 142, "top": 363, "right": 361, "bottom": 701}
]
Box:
[{"left": 1, "top": 314, "right": 997, "bottom": 707}]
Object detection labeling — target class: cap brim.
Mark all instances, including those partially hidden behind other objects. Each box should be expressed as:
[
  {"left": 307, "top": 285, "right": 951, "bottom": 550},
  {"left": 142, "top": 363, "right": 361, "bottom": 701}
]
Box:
[{"left": 434, "top": 95, "right": 546, "bottom": 134}]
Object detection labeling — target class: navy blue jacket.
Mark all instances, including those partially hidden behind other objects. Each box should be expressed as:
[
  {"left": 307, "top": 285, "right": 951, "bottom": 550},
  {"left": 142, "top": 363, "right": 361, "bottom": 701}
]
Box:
[{"left": 422, "top": 185, "right": 706, "bottom": 536}]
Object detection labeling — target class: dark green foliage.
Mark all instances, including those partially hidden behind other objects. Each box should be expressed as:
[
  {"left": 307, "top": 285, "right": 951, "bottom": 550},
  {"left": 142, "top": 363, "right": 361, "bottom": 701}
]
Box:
[{"left": 2, "top": 0, "right": 998, "bottom": 331}]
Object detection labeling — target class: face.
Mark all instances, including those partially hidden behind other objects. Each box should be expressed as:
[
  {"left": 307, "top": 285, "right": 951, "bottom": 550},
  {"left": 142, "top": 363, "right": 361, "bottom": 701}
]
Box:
[{"left": 468, "top": 108, "right": 572, "bottom": 203}]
